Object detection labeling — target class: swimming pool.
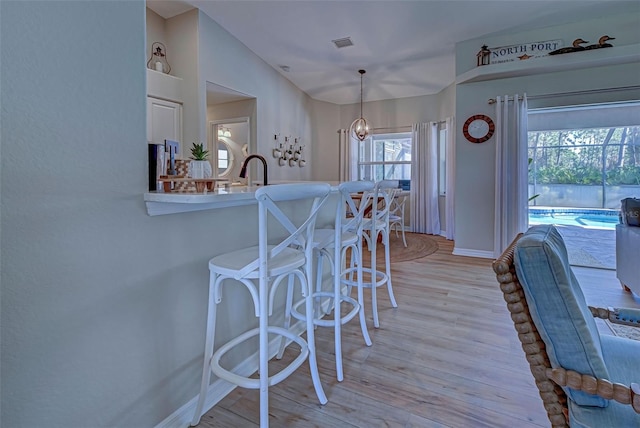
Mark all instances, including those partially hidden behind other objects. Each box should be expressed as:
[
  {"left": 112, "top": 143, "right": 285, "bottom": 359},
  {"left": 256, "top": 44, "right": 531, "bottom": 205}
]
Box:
[{"left": 529, "top": 208, "right": 620, "bottom": 230}]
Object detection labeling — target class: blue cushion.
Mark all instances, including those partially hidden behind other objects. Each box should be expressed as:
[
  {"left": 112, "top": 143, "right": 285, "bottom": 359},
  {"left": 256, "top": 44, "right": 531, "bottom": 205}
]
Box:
[
  {"left": 568, "top": 335, "right": 640, "bottom": 427},
  {"left": 514, "top": 225, "right": 609, "bottom": 407}
]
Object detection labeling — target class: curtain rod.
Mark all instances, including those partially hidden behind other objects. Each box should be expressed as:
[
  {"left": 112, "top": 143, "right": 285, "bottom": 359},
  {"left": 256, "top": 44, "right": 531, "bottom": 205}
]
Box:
[
  {"left": 372, "top": 121, "right": 446, "bottom": 131},
  {"left": 487, "top": 85, "right": 640, "bottom": 104},
  {"left": 371, "top": 125, "right": 412, "bottom": 131}
]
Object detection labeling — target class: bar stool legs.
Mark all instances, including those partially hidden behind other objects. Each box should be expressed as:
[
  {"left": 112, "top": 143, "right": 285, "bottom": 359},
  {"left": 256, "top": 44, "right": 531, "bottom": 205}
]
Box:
[
  {"left": 190, "top": 183, "right": 331, "bottom": 427},
  {"left": 286, "top": 244, "right": 370, "bottom": 383},
  {"left": 315, "top": 238, "right": 372, "bottom": 381},
  {"left": 285, "top": 181, "right": 374, "bottom": 382},
  {"left": 367, "top": 223, "right": 398, "bottom": 328},
  {"left": 362, "top": 180, "right": 399, "bottom": 329},
  {"left": 191, "top": 271, "right": 218, "bottom": 427}
]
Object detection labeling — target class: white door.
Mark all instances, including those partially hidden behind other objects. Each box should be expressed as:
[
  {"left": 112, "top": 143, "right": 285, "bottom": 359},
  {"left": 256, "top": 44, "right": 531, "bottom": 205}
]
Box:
[{"left": 147, "top": 97, "right": 182, "bottom": 146}]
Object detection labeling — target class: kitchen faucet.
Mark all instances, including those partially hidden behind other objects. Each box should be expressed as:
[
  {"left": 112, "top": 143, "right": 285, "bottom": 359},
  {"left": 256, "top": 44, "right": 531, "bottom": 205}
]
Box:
[{"left": 239, "top": 154, "right": 268, "bottom": 186}]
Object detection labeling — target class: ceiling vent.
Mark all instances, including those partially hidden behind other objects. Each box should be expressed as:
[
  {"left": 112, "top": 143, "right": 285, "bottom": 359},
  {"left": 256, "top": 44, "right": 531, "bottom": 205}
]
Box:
[{"left": 332, "top": 37, "right": 354, "bottom": 49}]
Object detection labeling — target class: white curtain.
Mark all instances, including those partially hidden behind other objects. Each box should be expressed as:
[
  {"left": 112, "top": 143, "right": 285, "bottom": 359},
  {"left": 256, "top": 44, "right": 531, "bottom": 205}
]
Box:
[
  {"left": 338, "top": 129, "right": 358, "bottom": 182},
  {"left": 411, "top": 122, "right": 440, "bottom": 234},
  {"left": 444, "top": 116, "right": 456, "bottom": 240},
  {"left": 494, "top": 94, "right": 529, "bottom": 257}
]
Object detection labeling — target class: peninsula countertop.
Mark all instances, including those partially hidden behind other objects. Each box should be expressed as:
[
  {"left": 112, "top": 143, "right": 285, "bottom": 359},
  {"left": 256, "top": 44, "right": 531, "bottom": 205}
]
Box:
[
  {"left": 144, "top": 181, "right": 341, "bottom": 216},
  {"left": 144, "top": 186, "right": 262, "bottom": 216}
]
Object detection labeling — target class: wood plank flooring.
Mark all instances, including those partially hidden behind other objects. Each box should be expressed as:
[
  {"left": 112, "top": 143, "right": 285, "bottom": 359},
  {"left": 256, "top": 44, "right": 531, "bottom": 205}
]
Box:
[{"left": 195, "top": 236, "right": 640, "bottom": 428}]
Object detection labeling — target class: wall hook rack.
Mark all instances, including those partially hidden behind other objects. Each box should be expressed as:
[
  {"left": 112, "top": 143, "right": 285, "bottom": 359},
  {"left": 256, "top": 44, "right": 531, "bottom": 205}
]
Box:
[{"left": 272, "top": 134, "right": 306, "bottom": 167}]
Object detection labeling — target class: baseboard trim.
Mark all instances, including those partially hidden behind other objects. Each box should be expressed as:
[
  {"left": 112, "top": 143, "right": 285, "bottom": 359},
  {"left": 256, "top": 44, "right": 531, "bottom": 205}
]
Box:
[
  {"left": 452, "top": 247, "right": 494, "bottom": 259},
  {"left": 154, "top": 321, "right": 306, "bottom": 428}
]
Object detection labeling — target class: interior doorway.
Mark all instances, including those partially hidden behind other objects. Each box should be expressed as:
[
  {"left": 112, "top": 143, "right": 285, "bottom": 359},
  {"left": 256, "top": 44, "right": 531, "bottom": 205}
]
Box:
[
  {"left": 205, "top": 81, "right": 256, "bottom": 184},
  {"left": 210, "top": 118, "right": 250, "bottom": 184}
]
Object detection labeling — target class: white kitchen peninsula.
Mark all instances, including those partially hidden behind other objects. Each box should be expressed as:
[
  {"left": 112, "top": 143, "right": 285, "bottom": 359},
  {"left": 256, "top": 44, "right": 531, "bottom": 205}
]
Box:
[
  {"left": 144, "top": 181, "right": 342, "bottom": 216},
  {"left": 144, "top": 186, "right": 261, "bottom": 216}
]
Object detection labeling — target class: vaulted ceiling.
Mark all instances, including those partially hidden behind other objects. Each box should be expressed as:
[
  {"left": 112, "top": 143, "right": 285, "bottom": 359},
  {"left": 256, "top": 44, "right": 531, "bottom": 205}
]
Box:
[{"left": 147, "top": 0, "right": 638, "bottom": 105}]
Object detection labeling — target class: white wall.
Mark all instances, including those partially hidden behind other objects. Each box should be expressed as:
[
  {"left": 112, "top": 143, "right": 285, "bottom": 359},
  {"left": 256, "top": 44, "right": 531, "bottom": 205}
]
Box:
[
  {"left": 453, "top": 8, "right": 640, "bottom": 255},
  {"left": 339, "top": 93, "right": 442, "bottom": 130},
  {"left": 146, "top": 8, "right": 168, "bottom": 67},
  {"left": 455, "top": 8, "right": 640, "bottom": 77},
  {"left": 2, "top": 2, "right": 190, "bottom": 426},
  {"left": 437, "top": 82, "right": 456, "bottom": 119},
  {"left": 309, "top": 98, "right": 341, "bottom": 181},
  {"left": 166, "top": 9, "right": 201, "bottom": 156},
  {"left": 2, "top": 2, "right": 268, "bottom": 427},
  {"left": 196, "top": 11, "right": 318, "bottom": 184}
]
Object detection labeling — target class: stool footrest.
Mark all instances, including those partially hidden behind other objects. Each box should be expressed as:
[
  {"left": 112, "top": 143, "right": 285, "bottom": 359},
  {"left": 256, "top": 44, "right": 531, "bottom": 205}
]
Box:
[
  {"left": 342, "top": 267, "right": 388, "bottom": 289},
  {"left": 211, "top": 326, "right": 309, "bottom": 389},
  {"left": 290, "top": 292, "right": 360, "bottom": 327}
]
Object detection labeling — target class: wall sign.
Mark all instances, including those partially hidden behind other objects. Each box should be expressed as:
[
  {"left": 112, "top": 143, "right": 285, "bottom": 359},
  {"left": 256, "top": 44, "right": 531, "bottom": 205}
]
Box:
[{"left": 489, "top": 39, "right": 563, "bottom": 64}]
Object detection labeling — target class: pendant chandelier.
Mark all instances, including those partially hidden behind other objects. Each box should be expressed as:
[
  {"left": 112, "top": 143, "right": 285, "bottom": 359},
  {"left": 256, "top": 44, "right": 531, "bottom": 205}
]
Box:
[{"left": 350, "top": 69, "right": 370, "bottom": 141}]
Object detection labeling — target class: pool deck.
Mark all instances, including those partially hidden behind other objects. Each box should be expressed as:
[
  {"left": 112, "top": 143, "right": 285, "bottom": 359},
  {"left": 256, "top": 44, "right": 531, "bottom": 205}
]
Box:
[{"left": 529, "top": 222, "right": 616, "bottom": 270}]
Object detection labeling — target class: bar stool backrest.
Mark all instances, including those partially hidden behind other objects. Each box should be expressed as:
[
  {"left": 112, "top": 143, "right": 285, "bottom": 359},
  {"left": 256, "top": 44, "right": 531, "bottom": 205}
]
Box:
[
  {"left": 389, "top": 192, "right": 406, "bottom": 218},
  {"left": 370, "top": 180, "right": 400, "bottom": 227},
  {"left": 254, "top": 183, "right": 332, "bottom": 274},
  {"left": 339, "top": 180, "right": 375, "bottom": 236}
]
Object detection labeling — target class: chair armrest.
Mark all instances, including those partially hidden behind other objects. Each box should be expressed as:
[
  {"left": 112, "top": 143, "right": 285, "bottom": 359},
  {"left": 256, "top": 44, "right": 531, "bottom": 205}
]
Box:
[
  {"left": 589, "top": 306, "right": 640, "bottom": 327},
  {"left": 546, "top": 367, "right": 640, "bottom": 413}
]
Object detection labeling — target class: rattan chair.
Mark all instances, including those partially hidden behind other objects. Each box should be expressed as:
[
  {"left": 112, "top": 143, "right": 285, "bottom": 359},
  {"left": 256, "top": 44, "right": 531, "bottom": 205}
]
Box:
[{"left": 493, "top": 225, "right": 639, "bottom": 427}]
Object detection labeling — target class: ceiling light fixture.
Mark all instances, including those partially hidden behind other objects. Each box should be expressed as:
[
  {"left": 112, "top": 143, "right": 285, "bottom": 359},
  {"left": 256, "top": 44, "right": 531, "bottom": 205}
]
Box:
[{"left": 350, "top": 69, "right": 370, "bottom": 142}]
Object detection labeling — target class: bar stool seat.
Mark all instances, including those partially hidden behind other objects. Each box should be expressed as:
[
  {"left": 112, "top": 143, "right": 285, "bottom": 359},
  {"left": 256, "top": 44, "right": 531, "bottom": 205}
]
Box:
[
  {"left": 210, "top": 245, "right": 303, "bottom": 278},
  {"left": 191, "top": 183, "right": 331, "bottom": 428}
]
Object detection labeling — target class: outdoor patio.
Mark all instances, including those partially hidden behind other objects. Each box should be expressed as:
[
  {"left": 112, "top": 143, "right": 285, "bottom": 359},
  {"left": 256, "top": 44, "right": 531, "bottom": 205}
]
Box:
[
  {"left": 553, "top": 224, "right": 616, "bottom": 270},
  {"left": 529, "top": 207, "right": 618, "bottom": 270}
]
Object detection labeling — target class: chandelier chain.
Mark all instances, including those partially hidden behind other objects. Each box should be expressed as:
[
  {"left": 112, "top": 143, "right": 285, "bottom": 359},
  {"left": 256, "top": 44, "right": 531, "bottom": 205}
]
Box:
[{"left": 360, "top": 71, "right": 364, "bottom": 118}]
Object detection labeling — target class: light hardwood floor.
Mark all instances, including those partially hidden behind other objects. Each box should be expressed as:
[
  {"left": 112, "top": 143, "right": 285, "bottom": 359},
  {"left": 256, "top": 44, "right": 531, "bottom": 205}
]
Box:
[{"left": 196, "top": 236, "right": 640, "bottom": 428}]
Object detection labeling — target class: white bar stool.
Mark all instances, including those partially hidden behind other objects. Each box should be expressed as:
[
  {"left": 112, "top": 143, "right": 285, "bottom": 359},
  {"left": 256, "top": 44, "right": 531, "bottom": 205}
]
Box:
[
  {"left": 283, "top": 180, "right": 374, "bottom": 382},
  {"left": 388, "top": 191, "right": 407, "bottom": 247},
  {"left": 191, "top": 183, "right": 331, "bottom": 427},
  {"left": 359, "top": 180, "right": 399, "bottom": 328}
]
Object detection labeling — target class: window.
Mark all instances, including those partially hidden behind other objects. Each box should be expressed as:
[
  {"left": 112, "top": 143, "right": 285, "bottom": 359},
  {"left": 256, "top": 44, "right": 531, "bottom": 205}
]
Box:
[
  {"left": 528, "top": 102, "right": 640, "bottom": 209},
  {"left": 357, "top": 132, "right": 411, "bottom": 181},
  {"left": 217, "top": 140, "right": 231, "bottom": 176}
]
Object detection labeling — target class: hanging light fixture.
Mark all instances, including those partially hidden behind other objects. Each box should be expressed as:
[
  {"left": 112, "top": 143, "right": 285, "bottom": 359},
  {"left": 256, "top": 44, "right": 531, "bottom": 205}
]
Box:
[
  {"left": 218, "top": 127, "right": 232, "bottom": 138},
  {"left": 350, "top": 69, "right": 370, "bottom": 141}
]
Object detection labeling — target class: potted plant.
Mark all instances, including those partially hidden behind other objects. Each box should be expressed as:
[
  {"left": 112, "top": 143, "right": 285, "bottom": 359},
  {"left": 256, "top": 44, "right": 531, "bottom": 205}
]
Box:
[{"left": 188, "top": 142, "right": 212, "bottom": 179}]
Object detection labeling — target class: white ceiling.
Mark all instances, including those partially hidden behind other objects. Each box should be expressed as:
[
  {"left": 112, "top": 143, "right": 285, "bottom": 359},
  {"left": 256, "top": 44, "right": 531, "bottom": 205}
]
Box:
[{"left": 147, "top": 0, "right": 638, "bottom": 105}]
